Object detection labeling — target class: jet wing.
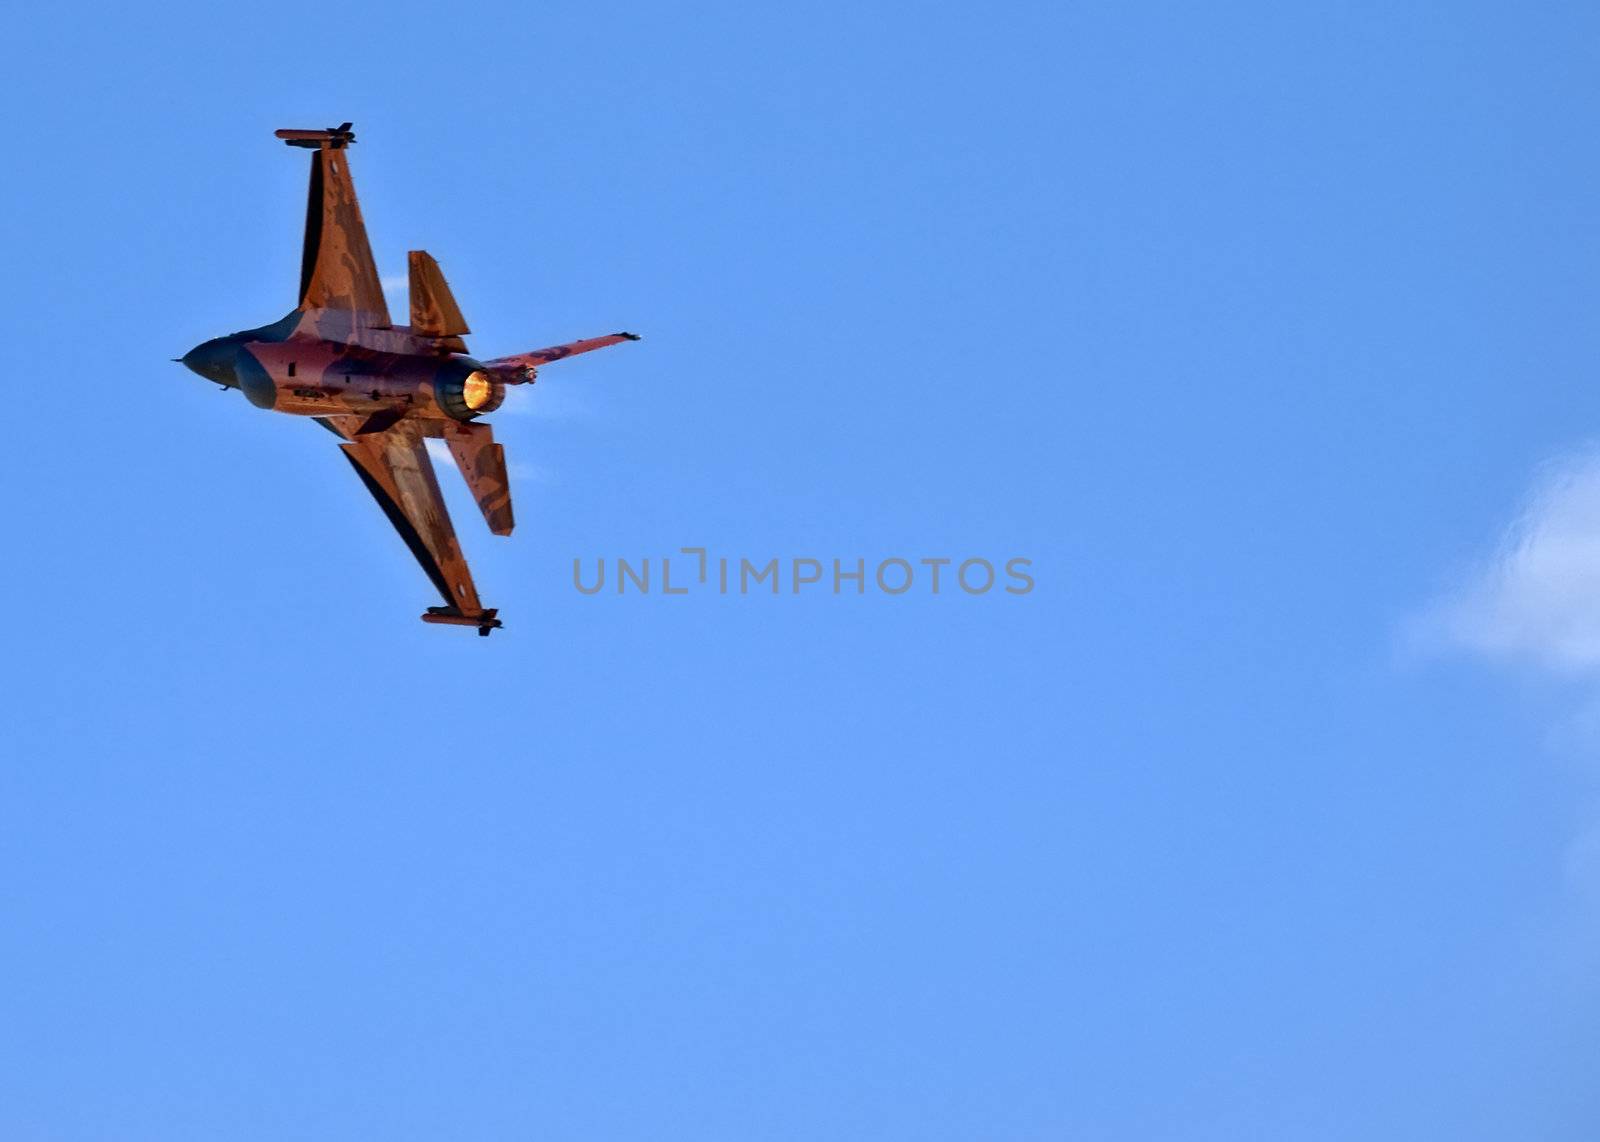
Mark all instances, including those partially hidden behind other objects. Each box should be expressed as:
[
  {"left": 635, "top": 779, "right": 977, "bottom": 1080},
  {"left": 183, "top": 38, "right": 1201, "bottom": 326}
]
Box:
[
  {"left": 282, "top": 125, "right": 392, "bottom": 335},
  {"left": 318, "top": 416, "right": 501, "bottom": 634}
]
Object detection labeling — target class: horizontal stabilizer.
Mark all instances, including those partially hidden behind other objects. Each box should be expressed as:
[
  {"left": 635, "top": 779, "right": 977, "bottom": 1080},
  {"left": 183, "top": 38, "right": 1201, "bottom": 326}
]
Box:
[
  {"left": 484, "top": 332, "right": 639, "bottom": 381},
  {"left": 443, "top": 421, "right": 514, "bottom": 536}
]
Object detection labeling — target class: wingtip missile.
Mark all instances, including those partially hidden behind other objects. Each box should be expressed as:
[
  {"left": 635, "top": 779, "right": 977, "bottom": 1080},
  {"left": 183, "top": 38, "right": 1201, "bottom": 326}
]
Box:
[
  {"left": 421, "top": 606, "right": 503, "bottom": 636},
  {"left": 275, "top": 123, "right": 357, "bottom": 149}
]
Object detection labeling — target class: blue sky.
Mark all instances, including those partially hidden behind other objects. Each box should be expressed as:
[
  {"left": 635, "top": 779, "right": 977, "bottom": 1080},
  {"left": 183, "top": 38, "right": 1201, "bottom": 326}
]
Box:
[{"left": 7, "top": 1, "right": 1600, "bottom": 1138}]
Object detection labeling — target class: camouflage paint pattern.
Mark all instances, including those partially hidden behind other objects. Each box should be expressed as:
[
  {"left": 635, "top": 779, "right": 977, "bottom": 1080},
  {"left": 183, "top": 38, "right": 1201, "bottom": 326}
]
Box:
[
  {"left": 484, "top": 332, "right": 642, "bottom": 381},
  {"left": 409, "top": 250, "right": 471, "bottom": 354},
  {"left": 178, "top": 123, "right": 639, "bottom": 635},
  {"left": 296, "top": 144, "right": 392, "bottom": 335},
  {"left": 443, "top": 421, "right": 514, "bottom": 536}
]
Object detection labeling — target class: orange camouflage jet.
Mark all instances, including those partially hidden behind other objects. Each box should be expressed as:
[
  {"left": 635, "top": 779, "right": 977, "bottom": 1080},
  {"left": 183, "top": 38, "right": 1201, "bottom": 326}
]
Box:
[{"left": 180, "top": 122, "right": 636, "bottom": 635}]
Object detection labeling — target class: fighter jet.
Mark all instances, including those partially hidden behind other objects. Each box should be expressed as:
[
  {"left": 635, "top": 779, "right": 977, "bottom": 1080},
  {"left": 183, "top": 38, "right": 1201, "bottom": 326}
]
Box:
[{"left": 179, "top": 122, "right": 637, "bottom": 635}]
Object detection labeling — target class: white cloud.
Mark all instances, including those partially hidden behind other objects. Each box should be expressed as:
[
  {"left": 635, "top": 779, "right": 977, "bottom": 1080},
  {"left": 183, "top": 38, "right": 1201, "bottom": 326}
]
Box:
[
  {"left": 424, "top": 436, "right": 553, "bottom": 483},
  {"left": 1424, "top": 447, "right": 1600, "bottom": 675},
  {"left": 495, "top": 382, "right": 590, "bottom": 420},
  {"left": 508, "top": 461, "right": 555, "bottom": 483},
  {"left": 1418, "top": 446, "right": 1600, "bottom": 956}
]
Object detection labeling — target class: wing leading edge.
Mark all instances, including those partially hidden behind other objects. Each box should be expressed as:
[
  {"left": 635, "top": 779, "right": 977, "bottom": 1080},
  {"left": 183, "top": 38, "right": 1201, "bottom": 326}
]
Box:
[{"left": 320, "top": 416, "right": 502, "bottom": 635}]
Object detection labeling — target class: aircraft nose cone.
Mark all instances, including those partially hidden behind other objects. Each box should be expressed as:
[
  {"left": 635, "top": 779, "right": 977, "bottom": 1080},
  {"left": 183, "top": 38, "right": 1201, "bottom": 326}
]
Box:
[{"left": 180, "top": 337, "right": 238, "bottom": 387}]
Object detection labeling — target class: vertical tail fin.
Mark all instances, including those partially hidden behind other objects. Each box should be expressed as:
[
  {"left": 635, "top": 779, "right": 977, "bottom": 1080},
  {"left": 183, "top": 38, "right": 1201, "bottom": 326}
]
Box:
[{"left": 409, "top": 251, "right": 470, "bottom": 352}]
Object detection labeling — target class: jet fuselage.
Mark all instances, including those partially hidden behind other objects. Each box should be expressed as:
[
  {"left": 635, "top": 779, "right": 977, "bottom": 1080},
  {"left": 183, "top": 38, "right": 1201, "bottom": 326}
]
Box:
[{"left": 182, "top": 316, "right": 502, "bottom": 422}]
